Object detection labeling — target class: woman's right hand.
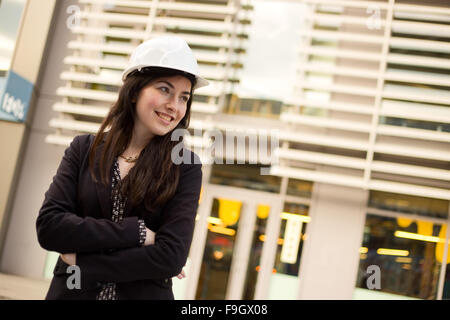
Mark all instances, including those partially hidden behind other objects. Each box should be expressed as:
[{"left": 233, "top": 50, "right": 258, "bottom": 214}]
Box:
[{"left": 144, "top": 227, "right": 156, "bottom": 246}]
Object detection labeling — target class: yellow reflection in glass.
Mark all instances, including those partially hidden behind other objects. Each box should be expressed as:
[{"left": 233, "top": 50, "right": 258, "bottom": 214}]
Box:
[
  {"left": 377, "top": 248, "right": 409, "bottom": 256},
  {"left": 218, "top": 198, "right": 241, "bottom": 226},
  {"left": 257, "top": 204, "right": 270, "bottom": 219},
  {"left": 417, "top": 221, "right": 433, "bottom": 236},
  {"left": 397, "top": 217, "right": 413, "bottom": 228}
]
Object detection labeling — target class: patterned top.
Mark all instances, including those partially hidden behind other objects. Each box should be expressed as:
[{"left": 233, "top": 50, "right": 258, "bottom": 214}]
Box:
[{"left": 96, "top": 159, "right": 146, "bottom": 300}]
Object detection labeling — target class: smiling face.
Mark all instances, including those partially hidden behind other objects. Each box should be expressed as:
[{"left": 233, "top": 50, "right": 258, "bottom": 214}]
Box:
[{"left": 133, "top": 75, "right": 192, "bottom": 140}]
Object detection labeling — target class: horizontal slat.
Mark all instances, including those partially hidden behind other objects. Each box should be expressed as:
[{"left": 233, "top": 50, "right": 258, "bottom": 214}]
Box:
[
  {"left": 309, "top": 12, "right": 387, "bottom": 27},
  {"left": 387, "top": 53, "right": 450, "bottom": 70},
  {"left": 299, "top": 29, "right": 385, "bottom": 44},
  {"left": 45, "top": 134, "right": 73, "bottom": 146},
  {"left": 390, "top": 37, "right": 450, "bottom": 54},
  {"left": 280, "top": 112, "right": 371, "bottom": 133},
  {"left": 271, "top": 165, "right": 450, "bottom": 200},
  {"left": 278, "top": 130, "right": 368, "bottom": 152},
  {"left": 53, "top": 102, "right": 109, "bottom": 117},
  {"left": 191, "top": 102, "right": 219, "bottom": 114},
  {"left": 391, "top": 20, "right": 450, "bottom": 38},
  {"left": 377, "top": 125, "right": 450, "bottom": 143},
  {"left": 64, "top": 56, "right": 126, "bottom": 70},
  {"left": 374, "top": 143, "right": 450, "bottom": 162},
  {"left": 270, "top": 165, "right": 364, "bottom": 189},
  {"left": 371, "top": 161, "right": 450, "bottom": 182},
  {"left": 57, "top": 87, "right": 118, "bottom": 102},
  {"left": 298, "top": 63, "right": 380, "bottom": 79},
  {"left": 298, "top": 82, "right": 377, "bottom": 97},
  {"left": 61, "top": 71, "right": 122, "bottom": 86},
  {"left": 284, "top": 97, "right": 374, "bottom": 115},
  {"left": 79, "top": 11, "right": 233, "bottom": 32},
  {"left": 49, "top": 118, "right": 100, "bottom": 133},
  {"left": 369, "top": 179, "right": 450, "bottom": 201},
  {"left": 79, "top": 0, "right": 239, "bottom": 14},
  {"left": 380, "top": 100, "right": 450, "bottom": 123},
  {"left": 70, "top": 27, "right": 235, "bottom": 48},
  {"left": 299, "top": 46, "right": 382, "bottom": 61},
  {"left": 303, "top": 0, "right": 389, "bottom": 10},
  {"left": 384, "top": 68, "right": 450, "bottom": 87},
  {"left": 275, "top": 147, "right": 366, "bottom": 170},
  {"left": 394, "top": 3, "right": 450, "bottom": 16},
  {"left": 382, "top": 85, "right": 450, "bottom": 106}
]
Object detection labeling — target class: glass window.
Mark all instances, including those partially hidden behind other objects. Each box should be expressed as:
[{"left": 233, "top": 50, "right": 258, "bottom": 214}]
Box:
[
  {"left": 369, "top": 190, "right": 449, "bottom": 219},
  {"left": 268, "top": 202, "right": 310, "bottom": 299},
  {"left": 355, "top": 214, "right": 447, "bottom": 299},
  {"left": 0, "top": 0, "right": 27, "bottom": 96}
]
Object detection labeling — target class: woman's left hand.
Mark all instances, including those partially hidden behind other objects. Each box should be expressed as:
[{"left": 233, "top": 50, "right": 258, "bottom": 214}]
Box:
[{"left": 61, "top": 253, "right": 76, "bottom": 265}]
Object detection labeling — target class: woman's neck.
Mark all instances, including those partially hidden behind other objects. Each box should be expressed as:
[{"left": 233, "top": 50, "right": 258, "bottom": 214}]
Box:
[{"left": 124, "top": 126, "right": 153, "bottom": 156}]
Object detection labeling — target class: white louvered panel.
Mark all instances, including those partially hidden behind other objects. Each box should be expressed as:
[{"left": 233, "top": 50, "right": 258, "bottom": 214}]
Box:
[
  {"left": 382, "top": 86, "right": 450, "bottom": 106},
  {"left": 283, "top": 97, "right": 373, "bottom": 115},
  {"left": 299, "top": 46, "right": 382, "bottom": 62},
  {"left": 299, "top": 29, "right": 385, "bottom": 44},
  {"left": 280, "top": 112, "right": 371, "bottom": 134},
  {"left": 377, "top": 125, "right": 450, "bottom": 143},
  {"left": 374, "top": 143, "right": 450, "bottom": 162},
  {"left": 277, "top": 0, "right": 450, "bottom": 201},
  {"left": 387, "top": 53, "right": 450, "bottom": 70},
  {"left": 270, "top": 165, "right": 365, "bottom": 189},
  {"left": 271, "top": 165, "right": 450, "bottom": 201},
  {"left": 298, "top": 82, "right": 377, "bottom": 97},
  {"left": 79, "top": 11, "right": 234, "bottom": 32},
  {"left": 45, "top": 134, "right": 74, "bottom": 146},
  {"left": 391, "top": 20, "right": 450, "bottom": 39},
  {"left": 298, "top": 63, "right": 380, "bottom": 80},
  {"left": 371, "top": 161, "right": 450, "bottom": 182},
  {"left": 79, "top": 0, "right": 239, "bottom": 15},
  {"left": 303, "top": 0, "right": 389, "bottom": 10},
  {"left": 275, "top": 147, "right": 367, "bottom": 170},
  {"left": 369, "top": 180, "right": 450, "bottom": 201},
  {"left": 49, "top": 118, "right": 101, "bottom": 133},
  {"left": 309, "top": 12, "right": 387, "bottom": 27},
  {"left": 379, "top": 100, "right": 450, "bottom": 123},
  {"left": 70, "top": 26, "right": 236, "bottom": 48},
  {"left": 277, "top": 130, "right": 368, "bottom": 152},
  {"left": 56, "top": 87, "right": 118, "bottom": 102},
  {"left": 384, "top": 69, "right": 450, "bottom": 87},
  {"left": 390, "top": 37, "right": 450, "bottom": 54},
  {"left": 53, "top": 102, "right": 109, "bottom": 118}
]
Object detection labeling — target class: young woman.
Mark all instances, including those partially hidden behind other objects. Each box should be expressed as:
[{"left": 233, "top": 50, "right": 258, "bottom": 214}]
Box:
[{"left": 36, "top": 36, "right": 208, "bottom": 300}]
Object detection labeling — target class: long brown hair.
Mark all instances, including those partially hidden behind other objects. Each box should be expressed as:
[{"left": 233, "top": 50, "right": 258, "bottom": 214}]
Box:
[{"left": 88, "top": 67, "right": 196, "bottom": 215}]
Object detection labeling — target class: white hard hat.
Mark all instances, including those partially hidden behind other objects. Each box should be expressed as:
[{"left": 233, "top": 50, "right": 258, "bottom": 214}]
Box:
[{"left": 122, "top": 35, "right": 209, "bottom": 90}]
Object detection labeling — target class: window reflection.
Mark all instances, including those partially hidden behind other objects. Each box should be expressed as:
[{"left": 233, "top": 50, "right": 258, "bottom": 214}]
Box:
[
  {"left": 196, "top": 198, "right": 241, "bottom": 300},
  {"left": 356, "top": 214, "right": 446, "bottom": 299},
  {"left": 268, "top": 202, "right": 309, "bottom": 299},
  {"left": 369, "top": 190, "right": 449, "bottom": 219}
]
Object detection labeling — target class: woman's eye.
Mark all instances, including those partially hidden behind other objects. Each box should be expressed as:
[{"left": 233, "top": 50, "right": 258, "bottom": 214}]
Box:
[
  {"left": 181, "top": 96, "right": 189, "bottom": 103},
  {"left": 159, "top": 87, "right": 169, "bottom": 93}
]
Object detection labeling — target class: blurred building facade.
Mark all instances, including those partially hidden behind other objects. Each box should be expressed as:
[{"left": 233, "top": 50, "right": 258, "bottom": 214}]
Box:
[{"left": 0, "top": 0, "right": 449, "bottom": 300}]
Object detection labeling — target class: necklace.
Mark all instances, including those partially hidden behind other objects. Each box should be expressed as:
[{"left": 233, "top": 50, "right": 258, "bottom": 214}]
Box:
[{"left": 119, "top": 154, "right": 139, "bottom": 163}]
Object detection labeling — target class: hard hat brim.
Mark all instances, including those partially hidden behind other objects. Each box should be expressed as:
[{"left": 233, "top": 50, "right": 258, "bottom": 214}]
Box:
[{"left": 122, "top": 65, "right": 209, "bottom": 90}]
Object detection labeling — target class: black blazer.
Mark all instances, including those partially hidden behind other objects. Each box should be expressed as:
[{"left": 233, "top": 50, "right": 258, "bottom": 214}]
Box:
[{"left": 36, "top": 134, "right": 202, "bottom": 300}]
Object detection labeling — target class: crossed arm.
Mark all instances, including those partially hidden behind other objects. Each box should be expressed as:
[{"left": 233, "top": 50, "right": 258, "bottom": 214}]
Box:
[{"left": 36, "top": 135, "right": 201, "bottom": 286}]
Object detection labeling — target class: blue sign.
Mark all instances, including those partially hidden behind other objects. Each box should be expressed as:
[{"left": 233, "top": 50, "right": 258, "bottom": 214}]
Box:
[{"left": 0, "top": 70, "right": 34, "bottom": 122}]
